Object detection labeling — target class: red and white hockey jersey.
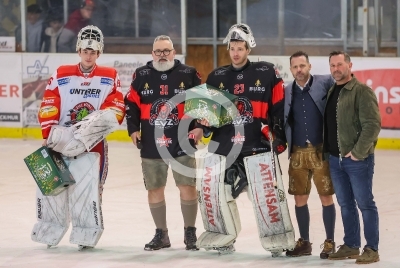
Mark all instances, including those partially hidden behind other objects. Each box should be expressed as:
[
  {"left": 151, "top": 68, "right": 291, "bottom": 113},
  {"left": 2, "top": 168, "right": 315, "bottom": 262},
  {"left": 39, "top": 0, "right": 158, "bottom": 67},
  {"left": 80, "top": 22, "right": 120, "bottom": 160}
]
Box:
[{"left": 38, "top": 63, "right": 125, "bottom": 139}]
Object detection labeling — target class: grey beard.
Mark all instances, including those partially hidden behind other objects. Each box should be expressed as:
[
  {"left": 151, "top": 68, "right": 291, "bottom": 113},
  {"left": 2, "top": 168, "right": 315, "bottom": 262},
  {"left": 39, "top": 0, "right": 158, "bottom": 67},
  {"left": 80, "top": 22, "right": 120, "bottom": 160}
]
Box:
[{"left": 153, "top": 59, "right": 174, "bottom": 72}]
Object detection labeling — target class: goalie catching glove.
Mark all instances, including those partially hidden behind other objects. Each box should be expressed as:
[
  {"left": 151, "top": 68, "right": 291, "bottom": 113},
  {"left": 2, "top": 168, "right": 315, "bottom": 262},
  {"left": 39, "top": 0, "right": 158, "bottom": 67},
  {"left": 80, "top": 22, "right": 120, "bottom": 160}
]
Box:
[
  {"left": 47, "top": 109, "right": 119, "bottom": 157},
  {"left": 47, "top": 125, "right": 86, "bottom": 157}
]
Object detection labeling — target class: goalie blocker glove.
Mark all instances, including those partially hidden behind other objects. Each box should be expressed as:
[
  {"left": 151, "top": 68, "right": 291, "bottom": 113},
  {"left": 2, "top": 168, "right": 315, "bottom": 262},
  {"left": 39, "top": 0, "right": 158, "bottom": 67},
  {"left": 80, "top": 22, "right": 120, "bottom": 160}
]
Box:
[
  {"left": 225, "top": 156, "right": 248, "bottom": 199},
  {"left": 261, "top": 124, "right": 287, "bottom": 155}
]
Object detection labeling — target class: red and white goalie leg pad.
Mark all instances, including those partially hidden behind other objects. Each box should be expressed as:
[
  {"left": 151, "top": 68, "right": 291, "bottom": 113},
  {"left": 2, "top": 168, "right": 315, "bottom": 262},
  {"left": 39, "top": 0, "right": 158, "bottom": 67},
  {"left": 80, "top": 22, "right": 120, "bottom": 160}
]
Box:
[
  {"left": 196, "top": 153, "right": 241, "bottom": 251},
  {"left": 244, "top": 152, "right": 296, "bottom": 255},
  {"left": 67, "top": 152, "right": 104, "bottom": 247},
  {"left": 31, "top": 188, "right": 70, "bottom": 246}
]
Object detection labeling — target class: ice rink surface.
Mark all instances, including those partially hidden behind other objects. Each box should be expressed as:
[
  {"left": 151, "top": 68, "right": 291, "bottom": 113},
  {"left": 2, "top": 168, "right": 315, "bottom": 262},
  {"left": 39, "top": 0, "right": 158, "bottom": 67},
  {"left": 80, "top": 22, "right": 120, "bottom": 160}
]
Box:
[{"left": 0, "top": 139, "right": 399, "bottom": 268}]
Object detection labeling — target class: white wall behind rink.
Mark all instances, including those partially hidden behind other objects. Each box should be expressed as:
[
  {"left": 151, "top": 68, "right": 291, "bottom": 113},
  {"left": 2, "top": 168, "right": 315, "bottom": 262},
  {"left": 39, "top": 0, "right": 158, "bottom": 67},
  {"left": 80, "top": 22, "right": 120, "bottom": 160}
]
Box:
[{"left": 0, "top": 53, "right": 399, "bottom": 138}]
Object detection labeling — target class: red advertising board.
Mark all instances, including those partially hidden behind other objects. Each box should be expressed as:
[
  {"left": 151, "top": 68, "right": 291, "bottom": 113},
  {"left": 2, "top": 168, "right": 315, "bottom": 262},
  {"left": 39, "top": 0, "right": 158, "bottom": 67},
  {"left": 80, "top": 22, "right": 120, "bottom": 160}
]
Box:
[{"left": 352, "top": 69, "right": 400, "bottom": 129}]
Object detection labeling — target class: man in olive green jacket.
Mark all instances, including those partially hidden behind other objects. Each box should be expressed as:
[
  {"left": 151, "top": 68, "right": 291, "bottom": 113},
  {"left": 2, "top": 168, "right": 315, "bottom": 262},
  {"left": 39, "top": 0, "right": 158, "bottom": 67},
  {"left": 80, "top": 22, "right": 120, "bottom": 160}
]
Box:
[{"left": 323, "top": 51, "right": 381, "bottom": 264}]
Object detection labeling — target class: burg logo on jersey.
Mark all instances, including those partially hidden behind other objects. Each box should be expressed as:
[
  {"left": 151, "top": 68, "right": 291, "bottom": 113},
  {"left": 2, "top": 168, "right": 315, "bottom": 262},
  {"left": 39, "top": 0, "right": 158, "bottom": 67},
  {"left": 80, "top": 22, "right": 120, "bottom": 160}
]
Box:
[
  {"left": 249, "top": 79, "right": 265, "bottom": 92},
  {"left": 174, "top": 82, "right": 186, "bottom": 94}
]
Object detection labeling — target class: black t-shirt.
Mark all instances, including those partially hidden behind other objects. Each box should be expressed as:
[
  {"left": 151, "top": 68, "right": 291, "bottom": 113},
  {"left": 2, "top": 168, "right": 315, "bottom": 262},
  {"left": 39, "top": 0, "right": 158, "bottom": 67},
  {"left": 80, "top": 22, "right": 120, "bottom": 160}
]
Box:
[{"left": 325, "top": 82, "right": 347, "bottom": 157}]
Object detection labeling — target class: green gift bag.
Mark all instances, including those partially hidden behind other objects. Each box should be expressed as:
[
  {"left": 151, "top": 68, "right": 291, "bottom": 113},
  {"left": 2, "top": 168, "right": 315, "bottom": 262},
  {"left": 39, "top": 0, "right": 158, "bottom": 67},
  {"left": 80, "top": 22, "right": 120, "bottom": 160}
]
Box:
[
  {"left": 24, "top": 146, "right": 75, "bottom": 196},
  {"left": 184, "top": 83, "right": 238, "bottom": 128}
]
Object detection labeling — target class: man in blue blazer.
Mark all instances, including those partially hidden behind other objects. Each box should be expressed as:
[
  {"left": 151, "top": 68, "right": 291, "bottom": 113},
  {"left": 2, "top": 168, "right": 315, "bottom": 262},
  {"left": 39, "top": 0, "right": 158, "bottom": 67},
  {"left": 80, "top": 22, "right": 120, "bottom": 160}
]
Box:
[{"left": 284, "top": 51, "right": 336, "bottom": 259}]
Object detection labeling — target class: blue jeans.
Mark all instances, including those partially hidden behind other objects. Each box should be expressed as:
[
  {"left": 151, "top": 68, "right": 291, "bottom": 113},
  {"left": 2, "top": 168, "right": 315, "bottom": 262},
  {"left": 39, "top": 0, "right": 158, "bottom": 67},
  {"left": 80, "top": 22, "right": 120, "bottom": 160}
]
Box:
[{"left": 329, "top": 154, "right": 379, "bottom": 250}]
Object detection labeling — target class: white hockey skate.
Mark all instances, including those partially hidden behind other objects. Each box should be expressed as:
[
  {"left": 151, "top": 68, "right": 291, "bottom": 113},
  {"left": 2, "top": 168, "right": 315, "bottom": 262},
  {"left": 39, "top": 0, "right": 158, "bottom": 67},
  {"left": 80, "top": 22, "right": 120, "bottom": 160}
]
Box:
[
  {"left": 78, "top": 245, "right": 94, "bottom": 251},
  {"left": 270, "top": 249, "right": 284, "bottom": 257},
  {"left": 213, "top": 242, "right": 236, "bottom": 255}
]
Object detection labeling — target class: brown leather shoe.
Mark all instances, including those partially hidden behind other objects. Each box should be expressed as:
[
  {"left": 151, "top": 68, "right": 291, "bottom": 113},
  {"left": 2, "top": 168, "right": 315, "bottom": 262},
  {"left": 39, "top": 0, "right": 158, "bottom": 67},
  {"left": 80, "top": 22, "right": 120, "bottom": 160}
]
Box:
[
  {"left": 144, "top": 229, "right": 171, "bottom": 251},
  {"left": 356, "top": 247, "right": 379, "bottom": 264},
  {"left": 328, "top": 244, "right": 360, "bottom": 260},
  {"left": 286, "top": 238, "right": 312, "bottom": 257},
  {"left": 184, "top": 227, "right": 199, "bottom": 251},
  {"left": 320, "top": 239, "right": 335, "bottom": 259}
]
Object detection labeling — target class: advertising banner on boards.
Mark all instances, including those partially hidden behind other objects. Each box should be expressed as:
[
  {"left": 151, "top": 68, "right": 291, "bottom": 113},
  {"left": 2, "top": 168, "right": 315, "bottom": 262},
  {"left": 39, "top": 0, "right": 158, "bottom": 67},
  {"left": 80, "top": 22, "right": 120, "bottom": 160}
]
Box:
[
  {"left": 0, "top": 36, "right": 16, "bottom": 52},
  {"left": 1, "top": 52, "right": 397, "bottom": 139},
  {"left": 22, "top": 54, "right": 76, "bottom": 127},
  {"left": 20, "top": 53, "right": 184, "bottom": 129},
  {"left": 0, "top": 53, "right": 22, "bottom": 127},
  {"left": 249, "top": 56, "right": 400, "bottom": 131}
]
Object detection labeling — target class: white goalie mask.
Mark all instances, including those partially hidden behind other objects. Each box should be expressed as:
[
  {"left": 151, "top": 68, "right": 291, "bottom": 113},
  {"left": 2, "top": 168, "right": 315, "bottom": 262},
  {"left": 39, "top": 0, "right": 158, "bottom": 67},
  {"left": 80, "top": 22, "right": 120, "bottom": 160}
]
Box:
[
  {"left": 223, "top": 23, "right": 256, "bottom": 49},
  {"left": 76, "top": 25, "right": 104, "bottom": 53}
]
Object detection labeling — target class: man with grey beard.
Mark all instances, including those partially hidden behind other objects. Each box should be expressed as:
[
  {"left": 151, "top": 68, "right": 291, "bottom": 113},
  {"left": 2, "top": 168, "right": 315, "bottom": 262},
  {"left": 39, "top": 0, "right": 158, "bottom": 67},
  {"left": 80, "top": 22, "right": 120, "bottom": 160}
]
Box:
[{"left": 124, "top": 35, "right": 203, "bottom": 251}]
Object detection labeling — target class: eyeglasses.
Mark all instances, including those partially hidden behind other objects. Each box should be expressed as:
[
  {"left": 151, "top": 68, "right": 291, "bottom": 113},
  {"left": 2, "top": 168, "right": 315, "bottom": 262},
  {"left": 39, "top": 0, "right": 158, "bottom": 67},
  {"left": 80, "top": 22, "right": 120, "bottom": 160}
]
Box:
[{"left": 153, "top": 49, "right": 174, "bottom": 56}]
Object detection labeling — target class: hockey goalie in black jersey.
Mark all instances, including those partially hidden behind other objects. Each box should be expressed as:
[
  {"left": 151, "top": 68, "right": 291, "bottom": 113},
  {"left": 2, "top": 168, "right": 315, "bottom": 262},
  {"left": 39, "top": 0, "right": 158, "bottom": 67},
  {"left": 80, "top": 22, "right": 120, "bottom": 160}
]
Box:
[{"left": 196, "top": 23, "right": 296, "bottom": 256}]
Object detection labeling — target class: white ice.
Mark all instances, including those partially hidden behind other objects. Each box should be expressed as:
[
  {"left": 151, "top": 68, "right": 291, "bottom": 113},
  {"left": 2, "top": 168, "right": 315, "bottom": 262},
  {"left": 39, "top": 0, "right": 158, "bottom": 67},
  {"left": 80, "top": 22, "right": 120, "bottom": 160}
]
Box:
[{"left": 0, "top": 139, "right": 399, "bottom": 268}]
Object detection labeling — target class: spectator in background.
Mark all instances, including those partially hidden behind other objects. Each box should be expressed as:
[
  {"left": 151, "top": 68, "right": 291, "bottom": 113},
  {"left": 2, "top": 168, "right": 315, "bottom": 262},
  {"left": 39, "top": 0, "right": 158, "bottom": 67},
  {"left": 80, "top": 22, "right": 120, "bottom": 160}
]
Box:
[
  {"left": 58, "top": 0, "right": 94, "bottom": 52},
  {"left": 0, "top": 0, "right": 20, "bottom": 36},
  {"left": 0, "top": 22, "right": 8, "bottom": 36},
  {"left": 0, "top": 26, "right": 7, "bottom": 36},
  {"left": 15, "top": 4, "right": 44, "bottom": 52},
  {"left": 41, "top": 13, "right": 63, "bottom": 53}
]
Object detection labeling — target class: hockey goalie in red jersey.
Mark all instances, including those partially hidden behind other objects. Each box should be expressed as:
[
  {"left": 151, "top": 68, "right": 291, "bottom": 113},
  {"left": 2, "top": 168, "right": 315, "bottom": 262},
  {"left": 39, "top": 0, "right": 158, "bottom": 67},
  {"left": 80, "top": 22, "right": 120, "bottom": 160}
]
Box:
[{"left": 33, "top": 25, "right": 125, "bottom": 250}]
